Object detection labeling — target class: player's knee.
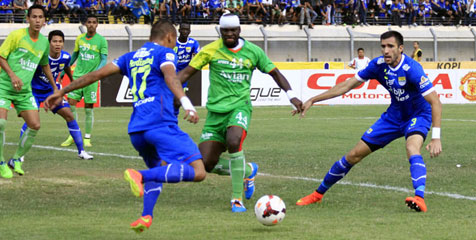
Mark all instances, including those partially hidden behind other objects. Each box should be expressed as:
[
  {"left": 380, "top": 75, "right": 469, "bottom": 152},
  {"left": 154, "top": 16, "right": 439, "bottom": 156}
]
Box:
[
  {"left": 28, "top": 122, "right": 41, "bottom": 131},
  {"left": 194, "top": 169, "right": 206, "bottom": 182},
  {"left": 226, "top": 136, "right": 242, "bottom": 152},
  {"left": 346, "top": 150, "right": 364, "bottom": 164}
]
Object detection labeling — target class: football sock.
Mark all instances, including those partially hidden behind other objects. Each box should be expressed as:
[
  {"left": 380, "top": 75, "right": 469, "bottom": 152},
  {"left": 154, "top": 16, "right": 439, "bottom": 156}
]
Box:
[
  {"left": 84, "top": 108, "right": 93, "bottom": 137},
  {"left": 13, "top": 127, "right": 38, "bottom": 159},
  {"left": 211, "top": 157, "right": 230, "bottom": 175},
  {"left": 229, "top": 151, "right": 245, "bottom": 200},
  {"left": 409, "top": 155, "right": 426, "bottom": 198},
  {"left": 67, "top": 120, "right": 84, "bottom": 154},
  {"left": 211, "top": 156, "right": 252, "bottom": 177},
  {"left": 317, "top": 156, "right": 353, "bottom": 194},
  {"left": 139, "top": 163, "right": 195, "bottom": 183},
  {"left": 0, "top": 119, "right": 5, "bottom": 162},
  {"left": 20, "top": 122, "right": 27, "bottom": 138},
  {"left": 70, "top": 105, "right": 78, "bottom": 120},
  {"left": 142, "top": 181, "right": 163, "bottom": 217}
]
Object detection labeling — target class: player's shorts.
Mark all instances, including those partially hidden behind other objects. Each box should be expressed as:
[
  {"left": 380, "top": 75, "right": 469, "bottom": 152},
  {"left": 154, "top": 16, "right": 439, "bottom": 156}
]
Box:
[
  {"left": 33, "top": 88, "right": 70, "bottom": 114},
  {"left": 67, "top": 81, "right": 98, "bottom": 104},
  {"left": 361, "top": 112, "right": 432, "bottom": 151},
  {"left": 129, "top": 124, "right": 202, "bottom": 168},
  {"left": 0, "top": 89, "right": 38, "bottom": 114},
  {"left": 199, "top": 105, "right": 252, "bottom": 144}
]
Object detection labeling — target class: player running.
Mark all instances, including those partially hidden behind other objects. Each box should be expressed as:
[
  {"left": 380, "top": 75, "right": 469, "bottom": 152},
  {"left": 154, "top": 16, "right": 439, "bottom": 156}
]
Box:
[
  {"left": 61, "top": 14, "right": 108, "bottom": 148},
  {"left": 44, "top": 20, "right": 206, "bottom": 233},
  {"left": 173, "top": 22, "right": 200, "bottom": 116},
  {"left": 0, "top": 5, "right": 55, "bottom": 178},
  {"left": 16, "top": 30, "right": 93, "bottom": 164},
  {"left": 296, "top": 31, "right": 442, "bottom": 212},
  {"left": 177, "top": 14, "right": 303, "bottom": 212}
]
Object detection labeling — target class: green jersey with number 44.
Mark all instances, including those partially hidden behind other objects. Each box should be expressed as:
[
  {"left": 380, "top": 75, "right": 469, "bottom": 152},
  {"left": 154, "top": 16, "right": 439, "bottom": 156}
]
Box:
[{"left": 189, "top": 38, "right": 276, "bottom": 113}]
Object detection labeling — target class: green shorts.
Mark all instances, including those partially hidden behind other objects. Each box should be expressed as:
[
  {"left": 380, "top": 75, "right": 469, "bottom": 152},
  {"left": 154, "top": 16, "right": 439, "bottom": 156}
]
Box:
[
  {"left": 0, "top": 90, "right": 38, "bottom": 114},
  {"left": 67, "top": 81, "right": 98, "bottom": 104},
  {"left": 200, "top": 106, "right": 252, "bottom": 144}
]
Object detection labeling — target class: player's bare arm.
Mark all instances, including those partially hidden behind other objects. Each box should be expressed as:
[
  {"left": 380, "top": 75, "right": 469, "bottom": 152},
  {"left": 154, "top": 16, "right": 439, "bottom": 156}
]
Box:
[
  {"left": 424, "top": 91, "right": 442, "bottom": 158},
  {"left": 300, "top": 76, "right": 362, "bottom": 117},
  {"left": 62, "top": 66, "right": 74, "bottom": 84},
  {"left": 45, "top": 63, "right": 120, "bottom": 110},
  {"left": 177, "top": 65, "right": 199, "bottom": 84},
  {"left": 41, "top": 64, "right": 58, "bottom": 92},
  {"left": 268, "top": 68, "right": 303, "bottom": 114},
  {"left": 0, "top": 56, "right": 22, "bottom": 91},
  {"left": 162, "top": 64, "right": 199, "bottom": 124}
]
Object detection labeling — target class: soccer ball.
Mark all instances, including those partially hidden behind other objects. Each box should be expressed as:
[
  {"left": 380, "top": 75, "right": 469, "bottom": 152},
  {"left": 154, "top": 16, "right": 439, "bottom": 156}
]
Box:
[{"left": 254, "top": 195, "right": 286, "bottom": 226}]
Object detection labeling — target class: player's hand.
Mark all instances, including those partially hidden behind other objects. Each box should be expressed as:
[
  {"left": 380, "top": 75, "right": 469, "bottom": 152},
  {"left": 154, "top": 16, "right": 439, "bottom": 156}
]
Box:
[
  {"left": 184, "top": 110, "right": 199, "bottom": 124},
  {"left": 297, "top": 99, "right": 314, "bottom": 118},
  {"left": 426, "top": 139, "right": 442, "bottom": 158},
  {"left": 11, "top": 75, "right": 23, "bottom": 91},
  {"left": 290, "top": 98, "right": 303, "bottom": 116},
  {"left": 44, "top": 92, "right": 64, "bottom": 112}
]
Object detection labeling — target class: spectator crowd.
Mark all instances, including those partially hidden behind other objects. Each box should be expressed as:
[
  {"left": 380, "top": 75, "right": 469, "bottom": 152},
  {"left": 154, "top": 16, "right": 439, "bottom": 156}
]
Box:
[{"left": 1, "top": 0, "right": 475, "bottom": 27}]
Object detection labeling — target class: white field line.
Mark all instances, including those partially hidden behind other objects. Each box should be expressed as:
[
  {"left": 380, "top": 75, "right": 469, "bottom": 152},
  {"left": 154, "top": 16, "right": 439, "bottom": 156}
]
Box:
[
  {"left": 5, "top": 142, "right": 476, "bottom": 201},
  {"left": 84, "top": 117, "right": 476, "bottom": 123}
]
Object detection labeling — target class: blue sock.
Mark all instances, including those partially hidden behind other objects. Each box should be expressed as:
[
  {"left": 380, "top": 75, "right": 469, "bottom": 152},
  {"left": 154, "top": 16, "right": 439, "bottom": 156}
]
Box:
[
  {"left": 20, "top": 122, "right": 27, "bottom": 138},
  {"left": 142, "top": 181, "right": 163, "bottom": 217},
  {"left": 139, "top": 163, "right": 195, "bottom": 183},
  {"left": 67, "top": 120, "right": 84, "bottom": 154},
  {"left": 409, "top": 155, "right": 426, "bottom": 198},
  {"left": 317, "top": 156, "right": 353, "bottom": 194}
]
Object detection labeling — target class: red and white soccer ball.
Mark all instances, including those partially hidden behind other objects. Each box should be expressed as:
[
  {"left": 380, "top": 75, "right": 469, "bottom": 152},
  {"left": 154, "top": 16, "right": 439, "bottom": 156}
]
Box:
[{"left": 254, "top": 195, "right": 286, "bottom": 226}]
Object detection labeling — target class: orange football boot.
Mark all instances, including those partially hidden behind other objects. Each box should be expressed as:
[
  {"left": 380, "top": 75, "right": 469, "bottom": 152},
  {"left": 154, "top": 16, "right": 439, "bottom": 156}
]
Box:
[
  {"left": 405, "top": 196, "right": 427, "bottom": 212},
  {"left": 296, "top": 191, "right": 323, "bottom": 206}
]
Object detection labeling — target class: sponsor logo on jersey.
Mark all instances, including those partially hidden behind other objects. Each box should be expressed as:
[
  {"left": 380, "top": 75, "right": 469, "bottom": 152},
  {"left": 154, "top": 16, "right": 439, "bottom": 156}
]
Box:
[
  {"left": 201, "top": 132, "right": 213, "bottom": 140},
  {"left": 186, "top": 47, "right": 191, "bottom": 53},
  {"left": 419, "top": 76, "right": 430, "bottom": 89},
  {"left": 402, "top": 64, "right": 410, "bottom": 71},
  {"left": 386, "top": 78, "right": 394, "bottom": 86},
  {"left": 377, "top": 58, "right": 385, "bottom": 64},
  {"left": 459, "top": 72, "right": 476, "bottom": 101},
  {"left": 166, "top": 53, "right": 175, "bottom": 61},
  {"left": 18, "top": 48, "right": 28, "bottom": 53},
  {"left": 133, "top": 48, "right": 152, "bottom": 58},
  {"left": 398, "top": 76, "right": 406, "bottom": 86}
]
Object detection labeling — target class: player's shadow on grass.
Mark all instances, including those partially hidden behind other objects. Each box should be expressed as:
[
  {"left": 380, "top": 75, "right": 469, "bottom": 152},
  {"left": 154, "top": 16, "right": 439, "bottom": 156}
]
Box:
[{"left": 251, "top": 226, "right": 288, "bottom": 233}]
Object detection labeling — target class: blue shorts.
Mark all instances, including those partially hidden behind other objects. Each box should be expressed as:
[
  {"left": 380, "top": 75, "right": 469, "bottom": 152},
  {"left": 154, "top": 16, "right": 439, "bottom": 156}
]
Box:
[
  {"left": 362, "top": 112, "right": 431, "bottom": 150},
  {"left": 33, "top": 86, "right": 69, "bottom": 114},
  {"left": 129, "top": 125, "right": 202, "bottom": 168}
]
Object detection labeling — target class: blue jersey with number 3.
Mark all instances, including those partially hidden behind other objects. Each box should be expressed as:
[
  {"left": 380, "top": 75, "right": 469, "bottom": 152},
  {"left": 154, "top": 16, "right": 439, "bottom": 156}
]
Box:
[
  {"left": 356, "top": 54, "right": 434, "bottom": 122},
  {"left": 113, "top": 42, "right": 178, "bottom": 133}
]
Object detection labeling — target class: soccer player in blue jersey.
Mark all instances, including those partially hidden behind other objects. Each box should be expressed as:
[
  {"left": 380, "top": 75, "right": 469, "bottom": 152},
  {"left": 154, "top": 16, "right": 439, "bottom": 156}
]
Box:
[
  {"left": 296, "top": 31, "right": 442, "bottom": 212},
  {"left": 173, "top": 22, "right": 200, "bottom": 116},
  {"left": 14, "top": 30, "right": 93, "bottom": 166},
  {"left": 44, "top": 20, "right": 206, "bottom": 233}
]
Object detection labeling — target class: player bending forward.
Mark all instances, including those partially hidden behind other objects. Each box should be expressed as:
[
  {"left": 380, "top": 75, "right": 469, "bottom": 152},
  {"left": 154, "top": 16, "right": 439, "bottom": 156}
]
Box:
[
  {"left": 296, "top": 31, "right": 442, "bottom": 212},
  {"left": 45, "top": 20, "right": 207, "bottom": 233}
]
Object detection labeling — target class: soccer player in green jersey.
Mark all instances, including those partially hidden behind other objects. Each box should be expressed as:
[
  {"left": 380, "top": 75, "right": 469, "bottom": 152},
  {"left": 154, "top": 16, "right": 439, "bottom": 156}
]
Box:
[
  {"left": 61, "top": 14, "right": 108, "bottom": 148},
  {"left": 177, "top": 14, "right": 303, "bottom": 212},
  {"left": 0, "top": 5, "right": 56, "bottom": 178}
]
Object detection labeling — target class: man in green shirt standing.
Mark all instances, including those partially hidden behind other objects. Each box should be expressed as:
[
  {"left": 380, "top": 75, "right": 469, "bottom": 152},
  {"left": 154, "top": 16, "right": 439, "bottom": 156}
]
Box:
[
  {"left": 61, "top": 14, "right": 108, "bottom": 148},
  {"left": 178, "top": 13, "right": 303, "bottom": 212},
  {"left": 0, "top": 5, "right": 56, "bottom": 178}
]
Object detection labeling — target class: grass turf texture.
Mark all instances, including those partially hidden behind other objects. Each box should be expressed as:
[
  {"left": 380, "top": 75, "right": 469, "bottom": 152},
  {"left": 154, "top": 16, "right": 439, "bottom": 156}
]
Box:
[{"left": 0, "top": 105, "right": 475, "bottom": 239}]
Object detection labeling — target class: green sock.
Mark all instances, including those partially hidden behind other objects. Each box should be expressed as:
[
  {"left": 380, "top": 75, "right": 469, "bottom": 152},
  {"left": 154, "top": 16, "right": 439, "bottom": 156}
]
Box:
[
  {"left": 0, "top": 119, "right": 6, "bottom": 162},
  {"left": 230, "top": 151, "right": 245, "bottom": 200},
  {"left": 13, "top": 127, "right": 38, "bottom": 159},
  {"left": 211, "top": 156, "right": 252, "bottom": 177},
  {"left": 85, "top": 108, "right": 93, "bottom": 137},
  {"left": 70, "top": 105, "right": 77, "bottom": 120},
  {"left": 211, "top": 157, "right": 230, "bottom": 175}
]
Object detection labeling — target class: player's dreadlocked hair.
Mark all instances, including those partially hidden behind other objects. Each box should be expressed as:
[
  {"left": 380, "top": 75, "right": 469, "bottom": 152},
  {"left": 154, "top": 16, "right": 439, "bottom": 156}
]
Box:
[
  {"left": 381, "top": 31, "right": 404, "bottom": 46},
  {"left": 150, "top": 20, "right": 176, "bottom": 41}
]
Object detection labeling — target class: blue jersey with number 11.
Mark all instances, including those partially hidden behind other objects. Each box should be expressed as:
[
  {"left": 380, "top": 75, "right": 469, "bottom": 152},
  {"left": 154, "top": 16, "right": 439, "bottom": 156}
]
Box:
[{"left": 113, "top": 42, "right": 178, "bottom": 133}]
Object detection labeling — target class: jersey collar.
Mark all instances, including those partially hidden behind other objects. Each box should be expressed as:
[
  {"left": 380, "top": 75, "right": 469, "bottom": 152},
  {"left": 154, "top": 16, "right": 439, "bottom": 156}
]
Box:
[
  {"left": 177, "top": 37, "right": 189, "bottom": 44},
  {"left": 49, "top": 52, "right": 62, "bottom": 61},
  {"left": 389, "top": 54, "right": 405, "bottom": 72}
]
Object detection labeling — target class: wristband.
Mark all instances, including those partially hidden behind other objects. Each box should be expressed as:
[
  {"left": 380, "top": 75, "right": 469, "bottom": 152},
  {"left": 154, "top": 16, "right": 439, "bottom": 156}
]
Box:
[
  {"left": 431, "top": 127, "right": 441, "bottom": 139},
  {"left": 286, "top": 90, "right": 297, "bottom": 101},
  {"left": 180, "top": 96, "right": 196, "bottom": 112}
]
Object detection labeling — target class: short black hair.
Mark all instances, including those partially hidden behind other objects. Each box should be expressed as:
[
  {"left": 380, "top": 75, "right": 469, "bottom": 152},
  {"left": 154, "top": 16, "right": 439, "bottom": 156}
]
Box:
[
  {"left": 179, "top": 22, "right": 191, "bottom": 29},
  {"left": 380, "top": 30, "right": 404, "bottom": 46},
  {"left": 48, "top": 30, "right": 65, "bottom": 42},
  {"left": 86, "top": 14, "right": 98, "bottom": 22},
  {"left": 357, "top": 48, "right": 364, "bottom": 52},
  {"left": 27, "top": 4, "right": 46, "bottom": 17},
  {"left": 150, "top": 20, "right": 176, "bottom": 41}
]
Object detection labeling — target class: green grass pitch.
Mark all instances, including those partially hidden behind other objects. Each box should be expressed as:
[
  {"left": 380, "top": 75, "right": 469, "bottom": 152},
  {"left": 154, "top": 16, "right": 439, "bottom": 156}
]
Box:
[{"left": 0, "top": 105, "right": 475, "bottom": 239}]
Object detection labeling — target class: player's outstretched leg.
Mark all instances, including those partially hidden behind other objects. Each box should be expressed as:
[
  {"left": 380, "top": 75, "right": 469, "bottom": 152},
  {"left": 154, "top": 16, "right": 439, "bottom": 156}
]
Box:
[
  {"left": 9, "top": 127, "right": 38, "bottom": 176},
  {"left": 405, "top": 155, "right": 427, "bottom": 212},
  {"left": 130, "top": 181, "right": 162, "bottom": 233},
  {"left": 297, "top": 156, "right": 353, "bottom": 206},
  {"left": 64, "top": 117, "right": 93, "bottom": 160},
  {"left": 229, "top": 151, "right": 247, "bottom": 212},
  {"left": 61, "top": 106, "right": 77, "bottom": 147}
]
